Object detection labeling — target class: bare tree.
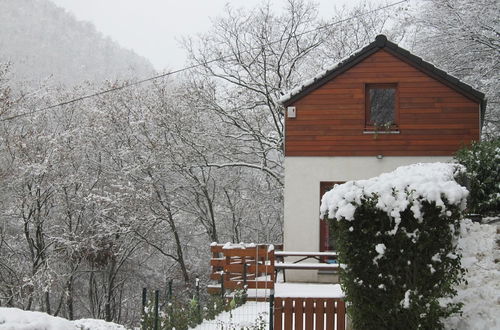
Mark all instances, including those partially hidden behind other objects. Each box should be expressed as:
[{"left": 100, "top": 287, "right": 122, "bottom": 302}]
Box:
[{"left": 412, "top": 0, "right": 499, "bottom": 137}]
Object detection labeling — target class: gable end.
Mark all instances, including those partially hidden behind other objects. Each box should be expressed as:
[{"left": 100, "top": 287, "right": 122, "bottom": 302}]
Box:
[{"left": 281, "top": 35, "right": 486, "bottom": 117}]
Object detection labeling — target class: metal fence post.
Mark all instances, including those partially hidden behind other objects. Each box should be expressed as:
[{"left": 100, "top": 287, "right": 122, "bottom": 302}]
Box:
[
  {"left": 141, "top": 288, "right": 147, "bottom": 330},
  {"left": 154, "top": 290, "right": 159, "bottom": 330},
  {"left": 196, "top": 277, "right": 202, "bottom": 323},
  {"left": 243, "top": 263, "right": 247, "bottom": 288},
  {"left": 168, "top": 279, "right": 173, "bottom": 300},
  {"left": 220, "top": 272, "right": 225, "bottom": 299},
  {"left": 269, "top": 289, "right": 274, "bottom": 330}
]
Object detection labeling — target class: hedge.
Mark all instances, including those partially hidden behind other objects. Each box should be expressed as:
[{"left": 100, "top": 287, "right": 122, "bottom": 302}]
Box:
[{"left": 321, "top": 163, "right": 467, "bottom": 330}]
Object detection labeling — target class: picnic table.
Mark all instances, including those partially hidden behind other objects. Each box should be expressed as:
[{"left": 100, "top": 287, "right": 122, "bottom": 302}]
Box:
[{"left": 274, "top": 251, "right": 340, "bottom": 282}]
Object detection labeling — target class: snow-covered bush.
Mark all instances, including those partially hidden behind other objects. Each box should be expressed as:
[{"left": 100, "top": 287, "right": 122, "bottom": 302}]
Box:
[
  {"left": 321, "top": 163, "right": 468, "bottom": 330},
  {"left": 454, "top": 139, "right": 500, "bottom": 216}
]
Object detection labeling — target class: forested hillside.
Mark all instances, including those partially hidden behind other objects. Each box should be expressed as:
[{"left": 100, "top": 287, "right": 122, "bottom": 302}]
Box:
[{"left": 0, "top": 0, "right": 154, "bottom": 86}]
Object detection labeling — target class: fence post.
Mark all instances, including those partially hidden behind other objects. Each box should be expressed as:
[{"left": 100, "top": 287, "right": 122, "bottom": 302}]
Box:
[
  {"left": 141, "top": 288, "right": 147, "bottom": 330},
  {"left": 154, "top": 290, "right": 159, "bottom": 330},
  {"left": 168, "top": 279, "right": 173, "bottom": 300},
  {"left": 269, "top": 289, "right": 274, "bottom": 330},
  {"left": 220, "top": 272, "right": 225, "bottom": 299},
  {"left": 196, "top": 277, "right": 202, "bottom": 323},
  {"left": 243, "top": 263, "right": 247, "bottom": 288}
]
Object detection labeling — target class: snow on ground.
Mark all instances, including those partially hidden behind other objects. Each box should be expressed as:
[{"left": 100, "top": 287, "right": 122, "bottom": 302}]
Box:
[
  {"left": 0, "top": 307, "right": 126, "bottom": 330},
  {"left": 73, "top": 319, "right": 126, "bottom": 330},
  {"left": 192, "top": 301, "right": 269, "bottom": 330},
  {"left": 0, "top": 308, "right": 76, "bottom": 330},
  {"left": 442, "top": 218, "right": 500, "bottom": 330},
  {"left": 275, "top": 283, "right": 343, "bottom": 298}
]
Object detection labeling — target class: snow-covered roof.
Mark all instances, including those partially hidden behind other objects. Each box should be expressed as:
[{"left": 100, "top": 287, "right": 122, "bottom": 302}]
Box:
[{"left": 279, "top": 35, "right": 486, "bottom": 117}]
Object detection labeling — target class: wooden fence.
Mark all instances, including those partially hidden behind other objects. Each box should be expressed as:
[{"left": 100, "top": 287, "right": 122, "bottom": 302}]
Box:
[
  {"left": 209, "top": 243, "right": 277, "bottom": 294},
  {"left": 274, "top": 297, "right": 346, "bottom": 330}
]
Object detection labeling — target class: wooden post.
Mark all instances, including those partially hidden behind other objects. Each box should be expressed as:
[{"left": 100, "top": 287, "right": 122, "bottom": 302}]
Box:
[
  {"left": 274, "top": 298, "right": 282, "bottom": 330},
  {"left": 316, "top": 299, "right": 325, "bottom": 330},
  {"left": 295, "top": 298, "right": 304, "bottom": 330},
  {"left": 305, "top": 298, "right": 314, "bottom": 329},
  {"left": 326, "top": 299, "right": 335, "bottom": 330},
  {"left": 337, "top": 299, "right": 346, "bottom": 330},
  {"left": 284, "top": 298, "right": 293, "bottom": 330}
]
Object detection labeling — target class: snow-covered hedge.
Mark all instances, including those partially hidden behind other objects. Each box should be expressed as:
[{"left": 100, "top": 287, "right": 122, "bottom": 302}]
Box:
[{"left": 320, "top": 163, "right": 468, "bottom": 330}]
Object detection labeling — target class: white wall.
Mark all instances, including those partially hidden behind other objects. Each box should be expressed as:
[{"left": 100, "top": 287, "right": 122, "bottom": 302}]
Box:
[{"left": 283, "top": 156, "right": 451, "bottom": 282}]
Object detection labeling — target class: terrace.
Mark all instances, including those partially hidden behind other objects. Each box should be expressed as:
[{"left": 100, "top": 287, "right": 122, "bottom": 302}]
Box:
[{"left": 207, "top": 243, "right": 347, "bottom": 329}]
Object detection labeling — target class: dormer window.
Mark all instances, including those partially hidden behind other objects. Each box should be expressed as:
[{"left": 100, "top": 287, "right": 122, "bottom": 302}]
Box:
[{"left": 366, "top": 84, "right": 397, "bottom": 128}]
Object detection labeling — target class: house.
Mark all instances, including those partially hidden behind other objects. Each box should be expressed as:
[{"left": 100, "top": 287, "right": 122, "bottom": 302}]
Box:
[{"left": 279, "top": 35, "right": 486, "bottom": 283}]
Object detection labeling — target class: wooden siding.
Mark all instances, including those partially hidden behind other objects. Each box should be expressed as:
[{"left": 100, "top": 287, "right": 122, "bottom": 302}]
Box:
[{"left": 285, "top": 49, "right": 480, "bottom": 156}]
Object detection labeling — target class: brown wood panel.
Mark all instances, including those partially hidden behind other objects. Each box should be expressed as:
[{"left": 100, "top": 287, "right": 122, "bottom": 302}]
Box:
[
  {"left": 295, "top": 298, "right": 304, "bottom": 330},
  {"left": 326, "top": 299, "right": 335, "bottom": 330},
  {"left": 275, "top": 298, "right": 283, "bottom": 330},
  {"left": 223, "top": 280, "right": 274, "bottom": 290},
  {"left": 336, "top": 300, "right": 346, "bottom": 330},
  {"left": 343, "top": 71, "right": 436, "bottom": 78},
  {"left": 305, "top": 299, "right": 314, "bottom": 330},
  {"left": 287, "top": 134, "right": 476, "bottom": 141},
  {"left": 285, "top": 150, "right": 462, "bottom": 156},
  {"left": 286, "top": 140, "right": 470, "bottom": 148},
  {"left": 223, "top": 247, "right": 272, "bottom": 257},
  {"left": 400, "top": 96, "right": 473, "bottom": 103},
  {"left": 210, "top": 273, "right": 222, "bottom": 281},
  {"left": 287, "top": 120, "right": 364, "bottom": 126},
  {"left": 284, "top": 298, "right": 293, "bottom": 330},
  {"left": 224, "top": 263, "right": 274, "bottom": 274},
  {"left": 316, "top": 299, "right": 325, "bottom": 330},
  {"left": 308, "top": 88, "right": 362, "bottom": 95},
  {"left": 286, "top": 144, "right": 464, "bottom": 152}
]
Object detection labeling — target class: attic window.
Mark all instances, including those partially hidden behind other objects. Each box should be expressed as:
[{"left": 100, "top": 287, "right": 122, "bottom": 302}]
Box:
[{"left": 366, "top": 84, "right": 397, "bottom": 128}]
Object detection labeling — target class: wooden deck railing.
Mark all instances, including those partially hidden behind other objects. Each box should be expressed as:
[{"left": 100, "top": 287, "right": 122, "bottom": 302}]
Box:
[{"left": 274, "top": 297, "right": 346, "bottom": 330}]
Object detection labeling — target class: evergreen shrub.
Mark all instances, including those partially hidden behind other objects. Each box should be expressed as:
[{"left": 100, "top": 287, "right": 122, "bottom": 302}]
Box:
[
  {"left": 141, "top": 289, "right": 247, "bottom": 329},
  {"left": 321, "top": 163, "right": 468, "bottom": 330},
  {"left": 454, "top": 139, "right": 500, "bottom": 215}
]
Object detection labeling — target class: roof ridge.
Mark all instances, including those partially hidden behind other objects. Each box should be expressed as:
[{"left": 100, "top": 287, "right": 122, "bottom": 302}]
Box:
[{"left": 279, "top": 35, "right": 485, "bottom": 110}]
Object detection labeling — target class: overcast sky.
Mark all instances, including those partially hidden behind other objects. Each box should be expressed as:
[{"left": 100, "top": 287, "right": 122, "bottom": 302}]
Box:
[{"left": 49, "top": 0, "right": 375, "bottom": 71}]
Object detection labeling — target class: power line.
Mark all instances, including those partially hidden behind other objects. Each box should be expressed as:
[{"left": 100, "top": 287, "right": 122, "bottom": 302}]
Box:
[{"left": 1, "top": 0, "right": 408, "bottom": 122}]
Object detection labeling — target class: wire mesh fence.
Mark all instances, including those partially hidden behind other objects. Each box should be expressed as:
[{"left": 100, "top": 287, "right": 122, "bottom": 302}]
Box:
[{"left": 140, "top": 284, "right": 273, "bottom": 330}]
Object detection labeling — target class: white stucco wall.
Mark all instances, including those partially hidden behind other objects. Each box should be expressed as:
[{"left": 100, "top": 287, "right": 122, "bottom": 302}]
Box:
[{"left": 283, "top": 156, "right": 451, "bottom": 282}]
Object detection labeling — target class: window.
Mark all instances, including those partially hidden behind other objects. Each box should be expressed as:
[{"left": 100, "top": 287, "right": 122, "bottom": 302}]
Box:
[
  {"left": 366, "top": 84, "right": 397, "bottom": 127},
  {"left": 320, "top": 181, "right": 343, "bottom": 263}
]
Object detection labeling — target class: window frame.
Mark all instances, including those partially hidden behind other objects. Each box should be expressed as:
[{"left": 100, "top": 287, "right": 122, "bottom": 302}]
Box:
[{"left": 364, "top": 83, "right": 399, "bottom": 130}]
